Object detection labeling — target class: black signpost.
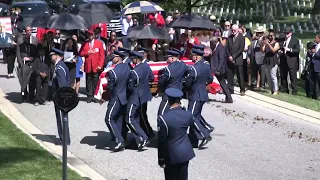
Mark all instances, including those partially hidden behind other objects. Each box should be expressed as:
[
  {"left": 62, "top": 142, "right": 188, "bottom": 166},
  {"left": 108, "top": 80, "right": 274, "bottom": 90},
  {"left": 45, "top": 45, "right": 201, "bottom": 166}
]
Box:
[{"left": 54, "top": 87, "right": 79, "bottom": 180}]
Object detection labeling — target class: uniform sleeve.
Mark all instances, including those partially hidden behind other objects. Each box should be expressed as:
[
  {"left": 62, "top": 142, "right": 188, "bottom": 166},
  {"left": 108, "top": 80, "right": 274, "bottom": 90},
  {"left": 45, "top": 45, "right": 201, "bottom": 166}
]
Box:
[
  {"left": 158, "top": 67, "right": 170, "bottom": 86},
  {"left": 107, "top": 70, "right": 116, "bottom": 91},
  {"left": 56, "top": 67, "right": 68, "bottom": 88},
  {"left": 206, "top": 65, "right": 213, "bottom": 84},
  {"left": 157, "top": 115, "right": 168, "bottom": 165},
  {"left": 128, "top": 70, "right": 138, "bottom": 92},
  {"left": 148, "top": 66, "right": 154, "bottom": 82},
  {"left": 185, "top": 67, "right": 195, "bottom": 89}
]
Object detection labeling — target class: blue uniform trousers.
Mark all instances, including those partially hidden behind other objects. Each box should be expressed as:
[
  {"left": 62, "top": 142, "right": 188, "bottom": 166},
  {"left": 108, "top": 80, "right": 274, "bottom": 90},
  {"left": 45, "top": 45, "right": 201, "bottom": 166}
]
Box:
[
  {"left": 54, "top": 104, "right": 71, "bottom": 145},
  {"left": 126, "top": 103, "right": 148, "bottom": 144},
  {"left": 105, "top": 99, "right": 126, "bottom": 144},
  {"left": 187, "top": 101, "right": 210, "bottom": 140},
  {"left": 157, "top": 99, "right": 170, "bottom": 116},
  {"left": 164, "top": 161, "right": 189, "bottom": 180},
  {"left": 139, "top": 102, "right": 154, "bottom": 137}
]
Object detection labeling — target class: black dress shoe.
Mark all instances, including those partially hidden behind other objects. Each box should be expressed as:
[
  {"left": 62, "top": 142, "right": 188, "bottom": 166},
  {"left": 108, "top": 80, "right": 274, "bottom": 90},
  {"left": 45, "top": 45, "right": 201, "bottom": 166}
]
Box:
[
  {"left": 86, "top": 98, "right": 92, "bottom": 103},
  {"left": 138, "top": 140, "right": 149, "bottom": 151},
  {"left": 93, "top": 98, "right": 99, "bottom": 103},
  {"left": 113, "top": 143, "right": 125, "bottom": 152},
  {"left": 199, "top": 136, "right": 212, "bottom": 149},
  {"left": 222, "top": 100, "right": 233, "bottom": 103}
]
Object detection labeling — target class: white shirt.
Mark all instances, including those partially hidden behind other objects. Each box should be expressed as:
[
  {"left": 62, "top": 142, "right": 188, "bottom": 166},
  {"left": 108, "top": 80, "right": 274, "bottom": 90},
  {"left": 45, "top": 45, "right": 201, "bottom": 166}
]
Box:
[
  {"left": 316, "top": 43, "right": 320, "bottom": 53},
  {"left": 89, "top": 39, "right": 94, "bottom": 49},
  {"left": 284, "top": 36, "right": 291, "bottom": 48},
  {"left": 121, "top": 18, "right": 133, "bottom": 36}
]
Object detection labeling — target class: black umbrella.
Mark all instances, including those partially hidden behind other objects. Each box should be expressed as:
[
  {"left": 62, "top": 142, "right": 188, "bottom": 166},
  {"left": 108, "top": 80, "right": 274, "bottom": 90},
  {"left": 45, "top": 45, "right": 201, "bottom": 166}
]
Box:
[
  {"left": 28, "top": 14, "right": 51, "bottom": 28},
  {"left": 16, "top": 56, "right": 33, "bottom": 92},
  {"left": 127, "top": 25, "right": 170, "bottom": 40},
  {"left": 78, "top": 3, "right": 115, "bottom": 25},
  {"left": 170, "top": 14, "right": 216, "bottom": 30},
  {"left": 47, "top": 13, "right": 90, "bottom": 30}
]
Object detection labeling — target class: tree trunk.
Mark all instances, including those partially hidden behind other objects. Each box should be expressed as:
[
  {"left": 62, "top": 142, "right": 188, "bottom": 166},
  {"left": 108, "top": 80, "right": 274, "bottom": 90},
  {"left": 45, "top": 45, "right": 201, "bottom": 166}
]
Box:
[
  {"left": 264, "top": 1, "right": 274, "bottom": 22},
  {"left": 312, "top": 0, "right": 320, "bottom": 14},
  {"left": 186, "top": 0, "right": 192, "bottom": 14}
]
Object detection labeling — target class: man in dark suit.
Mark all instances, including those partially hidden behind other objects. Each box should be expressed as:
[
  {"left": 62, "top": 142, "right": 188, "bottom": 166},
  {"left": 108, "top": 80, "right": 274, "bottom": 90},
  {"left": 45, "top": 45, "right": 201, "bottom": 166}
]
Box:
[
  {"left": 158, "top": 88, "right": 197, "bottom": 180},
  {"left": 126, "top": 51, "right": 154, "bottom": 151},
  {"left": 211, "top": 38, "right": 233, "bottom": 103},
  {"left": 226, "top": 24, "right": 246, "bottom": 96},
  {"left": 17, "top": 36, "right": 38, "bottom": 102},
  {"left": 311, "top": 34, "right": 320, "bottom": 99},
  {"left": 104, "top": 50, "right": 131, "bottom": 152},
  {"left": 32, "top": 44, "right": 50, "bottom": 105},
  {"left": 279, "top": 27, "right": 300, "bottom": 95}
]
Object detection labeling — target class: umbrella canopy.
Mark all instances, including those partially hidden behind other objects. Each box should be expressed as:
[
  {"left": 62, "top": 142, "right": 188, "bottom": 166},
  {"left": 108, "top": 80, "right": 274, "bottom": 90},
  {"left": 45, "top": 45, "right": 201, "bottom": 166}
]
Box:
[
  {"left": 78, "top": 3, "right": 115, "bottom": 25},
  {"left": 47, "top": 13, "right": 90, "bottom": 30},
  {"left": 120, "top": 1, "right": 164, "bottom": 15},
  {"left": 170, "top": 14, "right": 216, "bottom": 30},
  {"left": 127, "top": 24, "right": 170, "bottom": 40},
  {"left": 28, "top": 14, "right": 51, "bottom": 28}
]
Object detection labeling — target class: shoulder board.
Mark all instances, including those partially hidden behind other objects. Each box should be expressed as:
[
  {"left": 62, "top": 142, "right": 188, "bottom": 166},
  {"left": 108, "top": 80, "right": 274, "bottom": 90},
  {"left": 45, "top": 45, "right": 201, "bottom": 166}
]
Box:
[{"left": 203, "top": 61, "right": 210, "bottom": 65}]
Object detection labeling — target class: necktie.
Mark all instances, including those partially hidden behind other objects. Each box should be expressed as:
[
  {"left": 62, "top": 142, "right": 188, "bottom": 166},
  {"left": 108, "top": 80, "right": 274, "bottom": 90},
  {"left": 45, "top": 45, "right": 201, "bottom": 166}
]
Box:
[{"left": 42, "top": 56, "right": 44, "bottom": 62}]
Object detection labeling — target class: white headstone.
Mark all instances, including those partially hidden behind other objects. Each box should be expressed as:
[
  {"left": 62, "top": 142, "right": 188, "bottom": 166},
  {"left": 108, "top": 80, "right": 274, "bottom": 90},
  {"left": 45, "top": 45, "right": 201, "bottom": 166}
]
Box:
[
  {"left": 300, "top": 29, "right": 303, "bottom": 34},
  {"left": 197, "top": 8, "right": 200, "bottom": 13},
  {"left": 297, "top": 1, "right": 299, "bottom": 6},
  {"left": 310, "top": 2, "right": 313, "bottom": 8},
  {"left": 314, "top": 29, "right": 317, "bottom": 33},
  {"left": 244, "top": 9, "right": 247, "bottom": 16},
  {"left": 308, "top": 14, "right": 311, "bottom": 19},
  {"left": 303, "top": 1, "right": 306, "bottom": 7},
  {"left": 287, "top": 9, "right": 290, "bottom": 16},
  {"left": 226, "top": 8, "right": 229, "bottom": 13},
  {"left": 306, "top": 26, "right": 309, "bottom": 31},
  {"left": 232, "top": 9, "right": 235, "bottom": 14},
  {"left": 236, "top": 20, "right": 239, "bottom": 25},
  {"left": 249, "top": 22, "right": 253, "bottom": 28},
  {"left": 299, "top": 40, "right": 301, "bottom": 45},
  {"left": 256, "top": 23, "right": 259, "bottom": 28},
  {"left": 270, "top": 24, "right": 273, "bottom": 29},
  {"left": 262, "top": 5, "right": 265, "bottom": 16},
  {"left": 294, "top": 12, "right": 297, "bottom": 17},
  {"left": 263, "top": 24, "right": 266, "bottom": 30},
  {"left": 301, "top": 13, "right": 304, "bottom": 18}
]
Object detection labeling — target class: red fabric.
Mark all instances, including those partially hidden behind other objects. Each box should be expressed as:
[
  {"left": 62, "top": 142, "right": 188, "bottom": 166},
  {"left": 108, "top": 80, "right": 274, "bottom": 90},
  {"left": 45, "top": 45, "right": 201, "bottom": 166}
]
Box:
[
  {"left": 80, "top": 39, "right": 105, "bottom": 73},
  {"left": 94, "top": 60, "right": 221, "bottom": 100},
  {"left": 187, "top": 37, "right": 200, "bottom": 45},
  {"left": 91, "top": 23, "right": 108, "bottom": 38},
  {"left": 155, "top": 13, "right": 165, "bottom": 27},
  {"left": 36, "top": 28, "right": 55, "bottom": 42},
  {"left": 174, "top": 42, "right": 193, "bottom": 60}
]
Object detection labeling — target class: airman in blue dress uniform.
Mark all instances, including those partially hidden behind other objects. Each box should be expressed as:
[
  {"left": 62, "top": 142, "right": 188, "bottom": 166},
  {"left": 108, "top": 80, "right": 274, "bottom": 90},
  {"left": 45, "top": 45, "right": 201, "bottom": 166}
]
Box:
[
  {"left": 118, "top": 47, "right": 132, "bottom": 64},
  {"left": 158, "top": 50, "right": 188, "bottom": 116},
  {"left": 105, "top": 50, "right": 131, "bottom": 152},
  {"left": 136, "top": 47, "right": 154, "bottom": 138},
  {"left": 185, "top": 48, "right": 213, "bottom": 148},
  {"left": 50, "top": 48, "right": 71, "bottom": 145},
  {"left": 170, "top": 48, "right": 183, "bottom": 60},
  {"left": 138, "top": 47, "right": 149, "bottom": 63},
  {"left": 126, "top": 51, "right": 154, "bottom": 151},
  {"left": 158, "top": 88, "right": 198, "bottom": 180}
]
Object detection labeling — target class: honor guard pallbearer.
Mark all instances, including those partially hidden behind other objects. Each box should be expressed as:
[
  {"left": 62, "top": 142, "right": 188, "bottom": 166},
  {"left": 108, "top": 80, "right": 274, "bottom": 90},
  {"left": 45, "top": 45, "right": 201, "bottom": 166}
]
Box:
[{"left": 104, "top": 50, "right": 131, "bottom": 152}]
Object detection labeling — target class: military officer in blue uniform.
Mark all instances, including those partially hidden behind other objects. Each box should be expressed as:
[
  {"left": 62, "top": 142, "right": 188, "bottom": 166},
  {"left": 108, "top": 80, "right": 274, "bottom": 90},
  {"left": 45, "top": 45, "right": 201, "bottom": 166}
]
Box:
[
  {"left": 158, "top": 88, "right": 198, "bottom": 180},
  {"left": 126, "top": 51, "right": 154, "bottom": 150},
  {"left": 185, "top": 48, "right": 213, "bottom": 148},
  {"left": 118, "top": 47, "right": 132, "bottom": 64},
  {"left": 50, "top": 48, "right": 71, "bottom": 145},
  {"left": 170, "top": 48, "right": 183, "bottom": 60},
  {"left": 138, "top": 47, "right": 149, "bottom": 63},
  {"left": 158, "top": 50, "right": 188, "bottom": 116},
  {"left": 104, "top": 50, "right": 131, "bottom": 152},
  {"left": 136, "top": 47, "right": 154, "bottom": 138}
]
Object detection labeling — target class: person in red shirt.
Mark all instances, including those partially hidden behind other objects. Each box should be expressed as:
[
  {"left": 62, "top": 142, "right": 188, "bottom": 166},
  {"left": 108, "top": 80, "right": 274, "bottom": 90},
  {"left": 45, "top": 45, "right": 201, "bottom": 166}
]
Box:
[
  {"left": 91, "top": 23, "right": 108, "bottom": 38},
  {"left": 174, "top": 33, "right": 193, "bottom": 60},
  {"left": 80, "top": 30, "right": 105, "bottom": 103},
  {"left": 36, "top": 28, "right": 55, "bottom": 42}
]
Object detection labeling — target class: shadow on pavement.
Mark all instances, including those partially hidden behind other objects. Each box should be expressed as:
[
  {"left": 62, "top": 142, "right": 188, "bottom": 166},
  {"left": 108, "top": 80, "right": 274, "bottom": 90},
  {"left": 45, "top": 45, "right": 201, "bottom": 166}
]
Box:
[
  {"left": 0, "top": 74, "right": 10, "bottom": 78},
  {"left": 0, "top": 147, "right": 48, "bottom": 168},
  {"left": 5, "top": 92, "right": 22, "bottom": 104},
  {"left": 80, "top": 131, "right": 113, "bottom": 150},
  {"left": 32, "top": 134, "right": 62, "bottom": 145}
]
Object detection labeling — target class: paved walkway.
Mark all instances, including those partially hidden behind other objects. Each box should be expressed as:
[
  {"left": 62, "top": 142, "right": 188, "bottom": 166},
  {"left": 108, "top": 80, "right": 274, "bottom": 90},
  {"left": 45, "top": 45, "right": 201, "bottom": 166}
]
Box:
[{"left": 0, "top": 61, "right": 319, "bottom": 180}]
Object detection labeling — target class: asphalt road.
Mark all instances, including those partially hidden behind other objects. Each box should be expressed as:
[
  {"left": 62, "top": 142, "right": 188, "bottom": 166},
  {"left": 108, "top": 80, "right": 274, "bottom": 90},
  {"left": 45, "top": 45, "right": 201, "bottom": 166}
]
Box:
[{"left": 0, "top": 61, "right": 319, "bottom": 180}]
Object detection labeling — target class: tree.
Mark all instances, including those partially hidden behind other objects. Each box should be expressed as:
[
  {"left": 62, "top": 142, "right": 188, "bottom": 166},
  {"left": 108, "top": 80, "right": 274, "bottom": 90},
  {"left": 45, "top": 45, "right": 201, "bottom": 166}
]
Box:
[
  {"left": 264, "top": 0, "right": 274, "bottom": 22},
  {"left": 312, "top": 0, "right": 320, "bottom": 14}
]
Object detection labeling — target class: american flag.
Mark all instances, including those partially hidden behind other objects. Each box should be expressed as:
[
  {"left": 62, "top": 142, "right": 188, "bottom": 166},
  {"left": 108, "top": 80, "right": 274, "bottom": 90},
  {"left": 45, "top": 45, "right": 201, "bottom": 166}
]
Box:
[{"left": 94, "top": 60, "right": 221, "bottom": 100}]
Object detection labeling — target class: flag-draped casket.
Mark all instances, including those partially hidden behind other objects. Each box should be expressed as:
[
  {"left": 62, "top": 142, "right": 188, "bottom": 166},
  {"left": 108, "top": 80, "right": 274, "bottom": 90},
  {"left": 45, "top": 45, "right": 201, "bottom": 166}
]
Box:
[{"left": 94, "top": 60, "right": 221, "bottom": 101}]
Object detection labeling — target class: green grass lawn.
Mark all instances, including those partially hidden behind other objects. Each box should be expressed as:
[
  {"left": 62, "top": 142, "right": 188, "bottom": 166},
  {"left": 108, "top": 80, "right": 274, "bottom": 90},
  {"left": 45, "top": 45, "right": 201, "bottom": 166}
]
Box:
[
  {"left": 254, "top": 79, "right": 320, "bottom": 112},
  {"left": 0, "top": 112, "right": 83, "bottom": 180}
]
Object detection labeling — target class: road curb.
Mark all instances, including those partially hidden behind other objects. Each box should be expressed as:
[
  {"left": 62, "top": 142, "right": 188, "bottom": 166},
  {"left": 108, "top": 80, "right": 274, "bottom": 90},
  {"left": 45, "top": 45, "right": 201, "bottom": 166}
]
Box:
[
  {"left": 232, "top": 87, "right": 320, "bottom": 125},
  {"left": 0, "top": 88, "right": 107, "bottom": 180}
]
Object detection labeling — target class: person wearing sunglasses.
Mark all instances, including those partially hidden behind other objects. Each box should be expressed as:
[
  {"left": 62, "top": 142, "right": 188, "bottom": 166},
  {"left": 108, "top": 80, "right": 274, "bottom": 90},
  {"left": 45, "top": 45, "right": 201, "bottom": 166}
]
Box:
[{"left": 53, "top": 29, "right": 64, "bottom": 50}]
